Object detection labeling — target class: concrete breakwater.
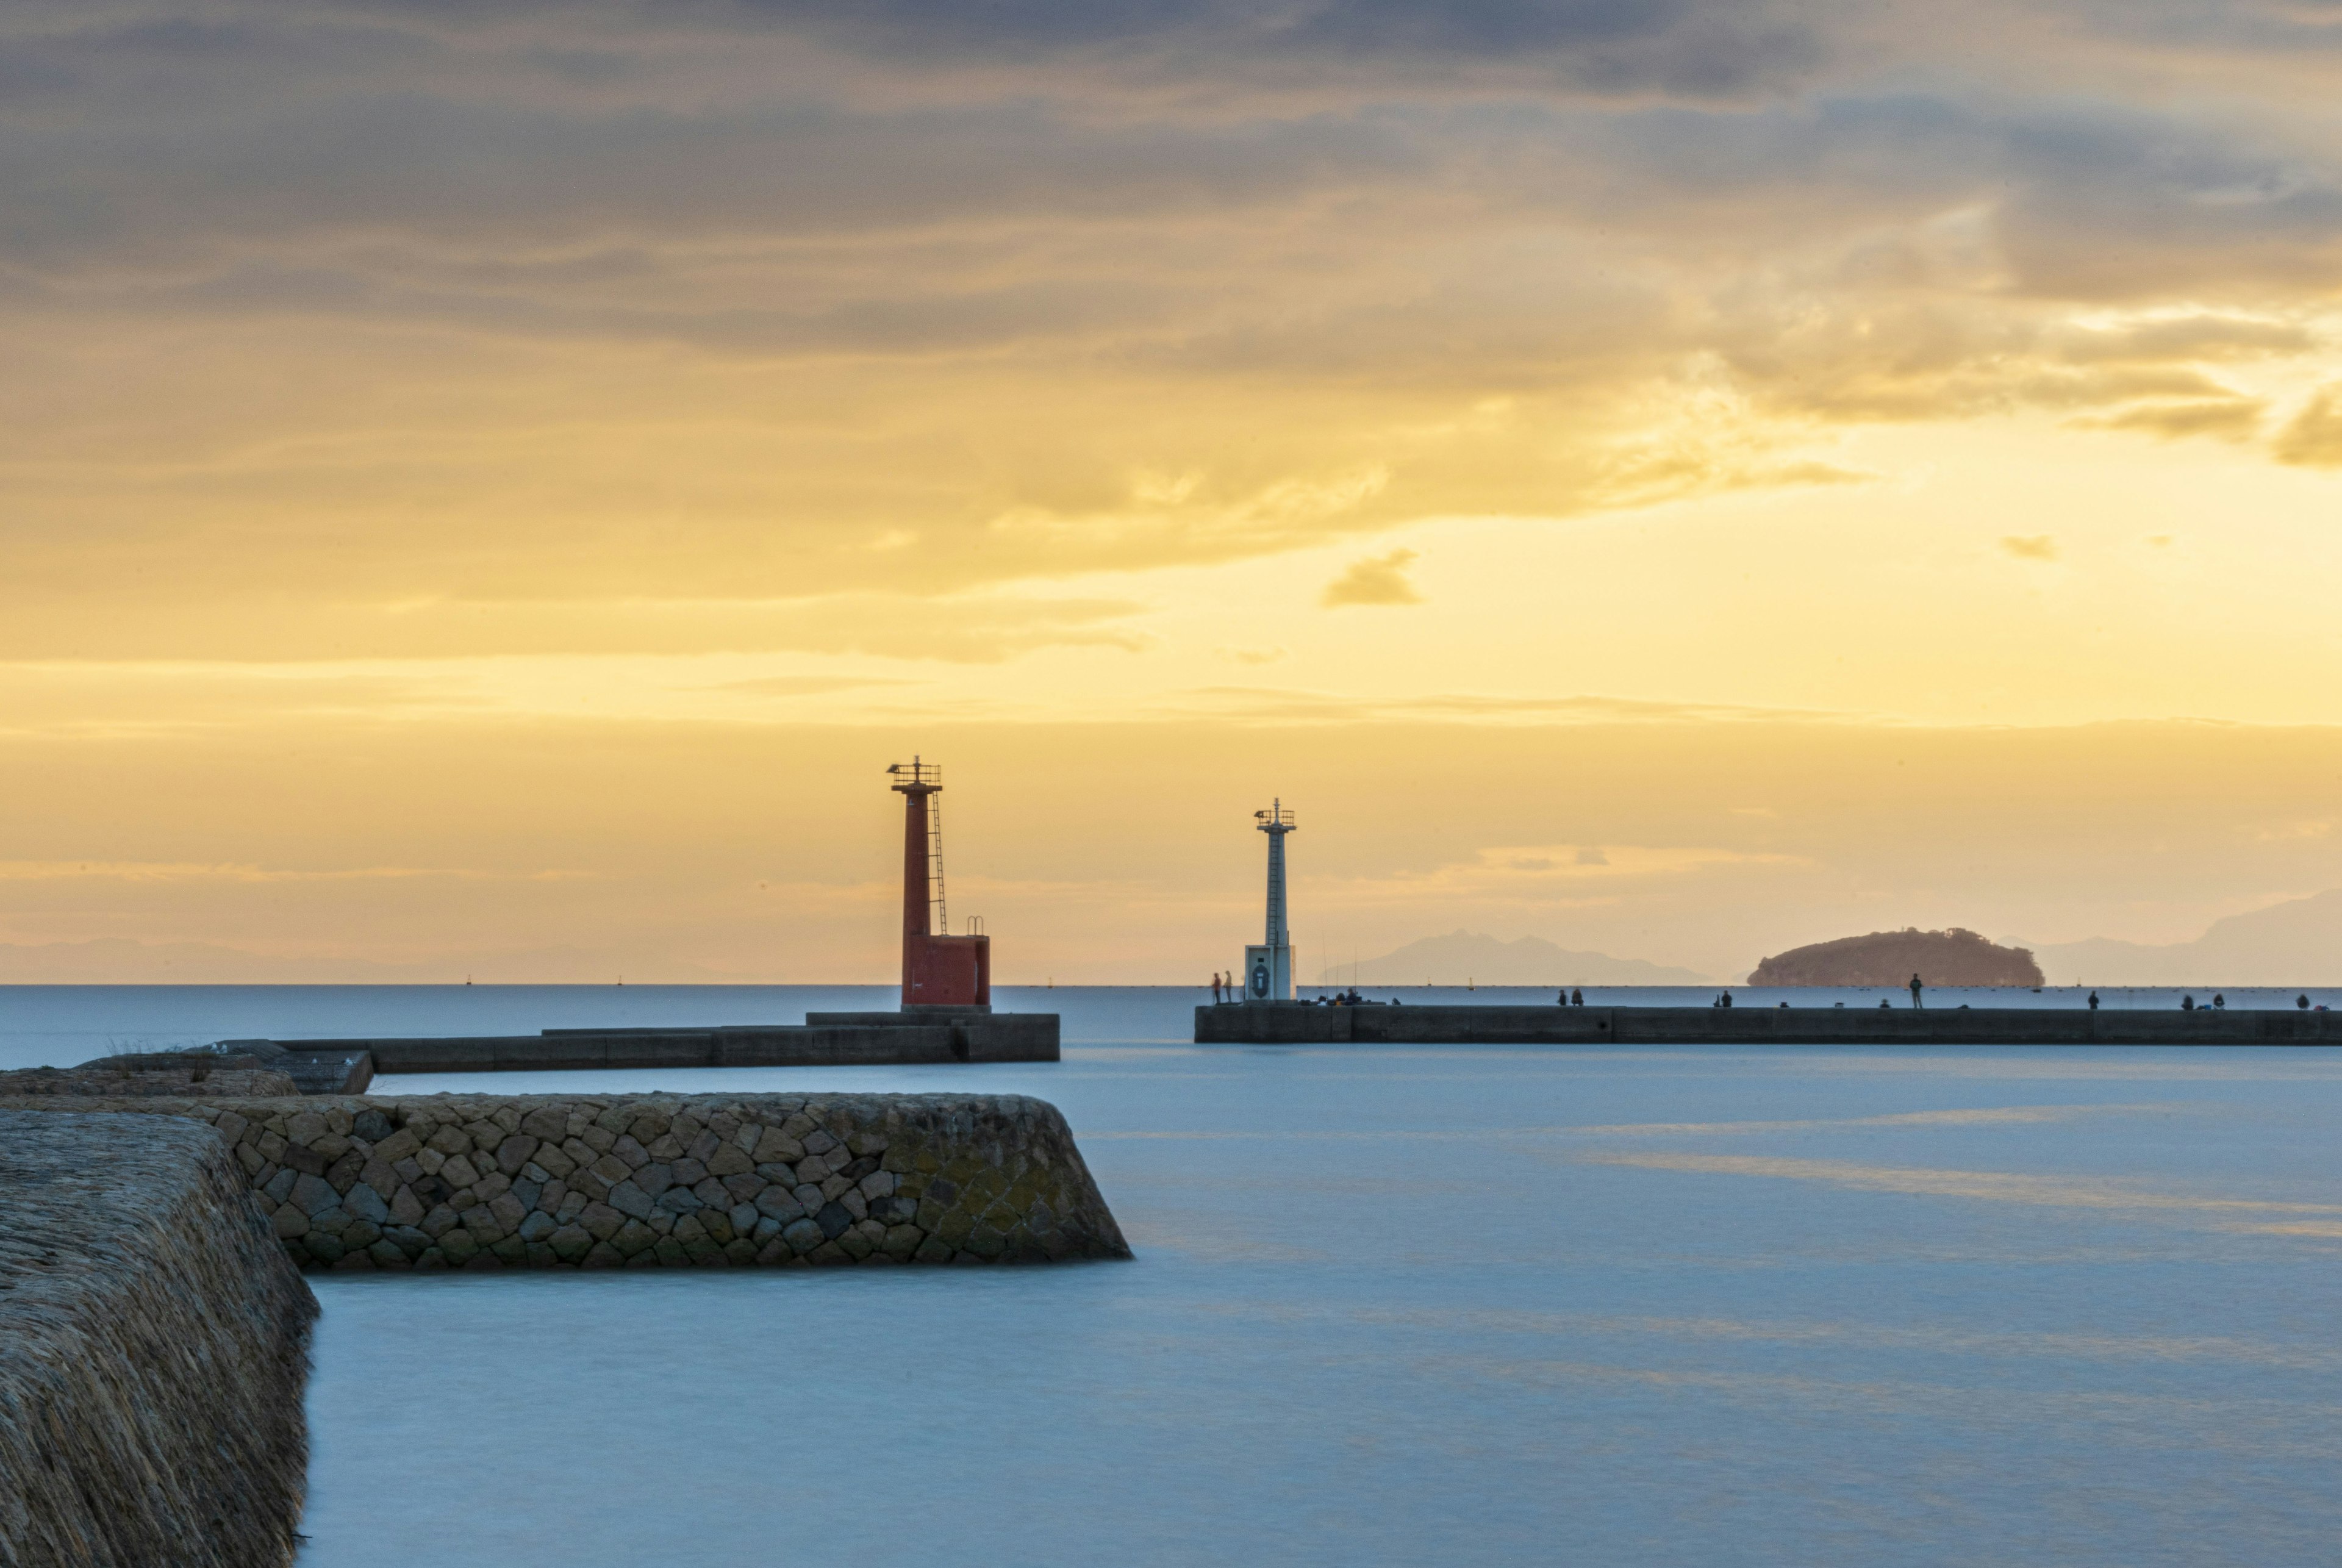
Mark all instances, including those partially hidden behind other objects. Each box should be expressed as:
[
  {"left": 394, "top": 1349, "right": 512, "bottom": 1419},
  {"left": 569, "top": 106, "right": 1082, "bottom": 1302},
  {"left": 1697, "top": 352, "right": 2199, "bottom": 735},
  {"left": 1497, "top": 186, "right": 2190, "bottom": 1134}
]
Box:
[
  {"left": 0, "top": 1110, "right": 317, "bottom": 1567},
  {"left": 215, "top": 1010, "right": 1059, "bottom": 1088},
  {"left": 1197, "top": 1003, "right": 2342, "bottom": 1045},
  {"left": 2, "top": 1093, "right": 1128, "bottom": 1272}
]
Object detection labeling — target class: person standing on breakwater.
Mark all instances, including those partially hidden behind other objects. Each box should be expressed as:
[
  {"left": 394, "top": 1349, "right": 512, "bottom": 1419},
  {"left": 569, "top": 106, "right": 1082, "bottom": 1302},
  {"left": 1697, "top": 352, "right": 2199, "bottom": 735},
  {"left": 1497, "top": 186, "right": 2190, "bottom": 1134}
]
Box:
[
  {"left": 1910, "top": 973, "right": 1925, "bottom": 1009},
  {"left": 1572, "top": 988, "right": 1585, "bottom": 1007},
  {"left": 1212, "top": 972, "right": 1224, "bottom": 1004},
  {"left": 2088, "top": 991, "right": 2100, "bottom": 1010}
]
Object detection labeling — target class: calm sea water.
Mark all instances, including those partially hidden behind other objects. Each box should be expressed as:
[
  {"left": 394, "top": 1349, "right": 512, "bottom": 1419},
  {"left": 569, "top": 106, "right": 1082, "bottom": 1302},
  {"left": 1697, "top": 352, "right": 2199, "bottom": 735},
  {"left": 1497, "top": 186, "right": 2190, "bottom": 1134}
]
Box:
[{"left": 7, "top": 986, "right": 2342, "bottom": 1566}]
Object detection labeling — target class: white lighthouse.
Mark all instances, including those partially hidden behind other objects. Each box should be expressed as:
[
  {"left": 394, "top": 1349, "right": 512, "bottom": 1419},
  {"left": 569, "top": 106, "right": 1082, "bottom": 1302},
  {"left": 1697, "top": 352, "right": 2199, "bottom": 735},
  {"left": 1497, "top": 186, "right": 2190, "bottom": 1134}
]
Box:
[{"left": 1244, "top": 800, "right": 1297, "bottom": 1001}]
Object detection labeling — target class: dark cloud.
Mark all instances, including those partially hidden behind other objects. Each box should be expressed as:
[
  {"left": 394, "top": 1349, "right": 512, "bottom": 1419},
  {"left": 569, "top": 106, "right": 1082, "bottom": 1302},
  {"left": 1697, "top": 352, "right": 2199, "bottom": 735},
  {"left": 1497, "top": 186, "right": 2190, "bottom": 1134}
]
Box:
[
  {"left": 2, "top": 6, "right": 2336, "bottom": 315},
  {"left": 1993, "top": 104, "right": 2342, "bottom": 298},
  {"left": 692, "top": 0, "right": 1827, "bottom": 98},
  {"left": 747, "top": 0, "right": 1699, "bottom": 53},
  {"left": 0, "top": 0, "right": 2337, "bottom": 651}
]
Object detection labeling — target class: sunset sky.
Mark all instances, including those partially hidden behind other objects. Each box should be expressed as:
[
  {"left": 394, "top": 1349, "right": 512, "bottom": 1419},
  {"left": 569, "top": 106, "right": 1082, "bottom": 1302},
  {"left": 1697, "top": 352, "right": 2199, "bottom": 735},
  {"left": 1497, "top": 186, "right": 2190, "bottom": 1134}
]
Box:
[{"left": 7, "top": 0, "right": 2342, "bottom": 982}]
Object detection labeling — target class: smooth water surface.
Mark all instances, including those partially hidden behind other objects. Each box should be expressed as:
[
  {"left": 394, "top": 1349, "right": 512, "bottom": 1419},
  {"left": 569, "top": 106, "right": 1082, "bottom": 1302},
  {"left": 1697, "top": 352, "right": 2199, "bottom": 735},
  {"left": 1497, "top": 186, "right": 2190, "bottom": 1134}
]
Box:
[{"left": 7, "top": 987, "right": 2341, "bottom": 1564}]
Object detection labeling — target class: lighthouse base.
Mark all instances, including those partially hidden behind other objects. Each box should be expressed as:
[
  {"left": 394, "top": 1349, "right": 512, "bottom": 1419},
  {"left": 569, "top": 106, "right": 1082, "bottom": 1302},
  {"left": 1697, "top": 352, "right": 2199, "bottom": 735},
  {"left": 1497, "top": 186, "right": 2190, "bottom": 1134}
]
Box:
[
  {"left": 903, "top": 933, "right": 990, "bottom": 1009},
  {"left": 806, "top": 1011, "right": 1055, "bottom": 1061}
]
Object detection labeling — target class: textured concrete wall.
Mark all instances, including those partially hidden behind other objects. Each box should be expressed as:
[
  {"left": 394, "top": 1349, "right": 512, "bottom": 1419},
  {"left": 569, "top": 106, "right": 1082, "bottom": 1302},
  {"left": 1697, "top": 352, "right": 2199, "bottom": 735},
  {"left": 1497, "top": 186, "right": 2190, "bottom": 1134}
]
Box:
[
  {"left": 801, "top": 1012, "right": 1059, "bottom": 1062},
  {"left": 0, "top": 1110, "right": 317, "bottom": 1568},
  {"left": 1197, "top": 1003, "right": 2342, "bottom": 1045},
  {"left": 240, "top": 1013, "right": 1059, "bottom": 1075},
  {"left": 4, "top": 1094, "right": 1129, "bottom": 1273}
]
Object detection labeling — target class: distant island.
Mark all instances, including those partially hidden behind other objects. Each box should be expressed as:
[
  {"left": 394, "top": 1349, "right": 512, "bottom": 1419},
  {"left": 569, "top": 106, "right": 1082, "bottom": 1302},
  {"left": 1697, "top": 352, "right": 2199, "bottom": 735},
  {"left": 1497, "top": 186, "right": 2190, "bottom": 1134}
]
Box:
[
  {"left": 1317, "top": 930, "right": 1712, "bottom": 987},
  {"left": 1748, "top": 928, "right": 2044, "bottom": 987}
]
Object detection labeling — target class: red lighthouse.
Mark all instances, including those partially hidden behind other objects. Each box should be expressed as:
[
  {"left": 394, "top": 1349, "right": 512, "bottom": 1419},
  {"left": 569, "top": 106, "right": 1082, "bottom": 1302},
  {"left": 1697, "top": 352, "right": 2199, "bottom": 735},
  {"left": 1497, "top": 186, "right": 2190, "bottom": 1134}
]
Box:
[{"left": 889, "top": 757, "right": 990, "bottom": 1011}]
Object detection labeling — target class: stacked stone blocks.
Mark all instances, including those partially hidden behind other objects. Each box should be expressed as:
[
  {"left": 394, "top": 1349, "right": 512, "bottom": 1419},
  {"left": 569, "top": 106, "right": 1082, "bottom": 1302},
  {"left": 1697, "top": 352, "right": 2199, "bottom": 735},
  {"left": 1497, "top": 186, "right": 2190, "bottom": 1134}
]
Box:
[
  {"left": 0, "top": 1111, "right": 317, "bottom": 1566},
  {"left": 7, "top": 1093, "right": 1128, "bottom": 1272}
]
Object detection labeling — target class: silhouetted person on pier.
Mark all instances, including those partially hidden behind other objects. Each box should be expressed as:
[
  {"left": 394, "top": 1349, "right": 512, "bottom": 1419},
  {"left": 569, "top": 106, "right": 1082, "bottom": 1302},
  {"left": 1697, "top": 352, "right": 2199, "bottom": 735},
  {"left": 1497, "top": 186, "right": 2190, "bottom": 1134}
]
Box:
[
  {"left": 1212, "top": 972, "right": 1223, "bottom": 1004},
  {"left": 2182, "top": 994, "right": 2196, "bottom": 1011},
  {"left": 1572, "top": 988, "right": 1585, "bottom": 1007},
  {"left": 2215, "top": 993, "right": 2226, "bottom": 1010},
  {"left": 1558, "top": 989, "right": 1569, "bottom": 1007},
  {"left": 2088, "top": 991, "right": 2100, "bottom": 1011},
  {"left": 1910, "top": 973, "right": 1925, "bottom": 1009},
  {"left": 2301, "top": 994, "right": 2313, "bottom": 1011},
  {"left": 1721, "top": 990, "right": 1733, "bottom": 1008}
]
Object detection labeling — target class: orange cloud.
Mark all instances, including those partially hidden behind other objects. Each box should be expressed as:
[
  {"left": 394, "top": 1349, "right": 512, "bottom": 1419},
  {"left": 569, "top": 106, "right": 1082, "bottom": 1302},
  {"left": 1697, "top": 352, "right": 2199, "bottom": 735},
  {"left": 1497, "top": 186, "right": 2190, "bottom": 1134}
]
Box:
[
  {"left": 2276, "top": 386, "right": 2342, "bottom": 469},
  {"left": 1320, "top": 550, "right": 1425, "bottom": 607}
]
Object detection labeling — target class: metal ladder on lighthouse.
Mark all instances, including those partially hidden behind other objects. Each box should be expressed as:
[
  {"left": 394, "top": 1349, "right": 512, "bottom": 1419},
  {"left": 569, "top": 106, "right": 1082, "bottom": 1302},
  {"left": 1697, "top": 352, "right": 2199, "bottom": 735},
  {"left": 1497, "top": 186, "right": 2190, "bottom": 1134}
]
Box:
[{"left": 926, "top": 792, "right": 950, "bottom": 937}]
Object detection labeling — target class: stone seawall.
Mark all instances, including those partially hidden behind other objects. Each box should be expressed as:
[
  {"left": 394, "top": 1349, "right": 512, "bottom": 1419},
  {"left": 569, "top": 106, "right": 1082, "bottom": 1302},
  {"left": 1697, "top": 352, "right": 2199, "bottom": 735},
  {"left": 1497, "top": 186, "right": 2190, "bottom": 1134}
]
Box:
[
  {"left": 0, "top": 1110, "right": 317, "bottom": 1567},
  {"left": 4, "top": 1094, "right": 1129, "bottom": 1273}
]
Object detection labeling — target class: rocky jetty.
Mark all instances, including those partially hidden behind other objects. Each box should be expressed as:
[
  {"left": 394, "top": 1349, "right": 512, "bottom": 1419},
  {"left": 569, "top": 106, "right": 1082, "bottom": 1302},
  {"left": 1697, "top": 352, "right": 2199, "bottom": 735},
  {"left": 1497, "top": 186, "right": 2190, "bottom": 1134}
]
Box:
[
  {"left": 76, "top": 1044, "right": 373, "bottom": 1095},
  {"left": 1749, "top": 928, "right": 2044, "bottom": 987},
  {"left": 0, "top": 1065, "right": 299, "bottom": 1098},
  {"left": 2, "top": 1093, "right": 1130, "bottom": 1272},
  {"left": 0, "top": 1109, "right": 316, "bottom": 1567}
]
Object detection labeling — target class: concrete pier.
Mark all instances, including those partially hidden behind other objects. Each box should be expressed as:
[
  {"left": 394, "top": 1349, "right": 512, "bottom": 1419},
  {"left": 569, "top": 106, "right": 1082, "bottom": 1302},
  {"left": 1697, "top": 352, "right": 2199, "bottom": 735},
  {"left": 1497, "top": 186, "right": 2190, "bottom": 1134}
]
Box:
[
  {"left": 216, "top": 1012, "right": 1059, "bottom": 1085},
  {"left": 1195, "top": 1003, "right": 2342, "bottom": 1046}
]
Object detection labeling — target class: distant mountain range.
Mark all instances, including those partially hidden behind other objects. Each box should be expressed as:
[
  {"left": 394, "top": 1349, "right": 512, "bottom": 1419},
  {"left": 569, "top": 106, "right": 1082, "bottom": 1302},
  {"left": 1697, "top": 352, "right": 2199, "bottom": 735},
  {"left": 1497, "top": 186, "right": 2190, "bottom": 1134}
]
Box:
[
  {"left": 2025, "top": 890, "right": 2342, "bottom": 985},
  {"left": 1329, "top": 893, "right": 2342, "bottom": 990},
  {"left": 1316, "top": 931, "right": 1713, "bottom": 986}
]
